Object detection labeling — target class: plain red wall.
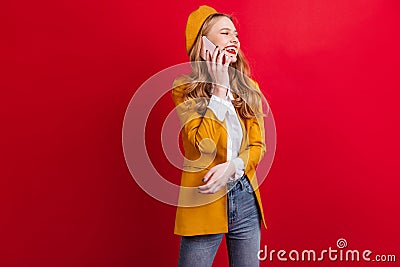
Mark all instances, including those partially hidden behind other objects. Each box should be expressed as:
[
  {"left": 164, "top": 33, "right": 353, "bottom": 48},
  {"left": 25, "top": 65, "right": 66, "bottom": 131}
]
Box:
[{"left": 2, "top": 0, "right": 399, "bottom": 266}]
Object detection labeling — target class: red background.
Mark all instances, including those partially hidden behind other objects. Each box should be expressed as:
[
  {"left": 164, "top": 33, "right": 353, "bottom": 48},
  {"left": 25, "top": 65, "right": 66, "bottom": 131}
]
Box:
[{"left": 2, "top": 0, "right": 399, "bottom": 266}]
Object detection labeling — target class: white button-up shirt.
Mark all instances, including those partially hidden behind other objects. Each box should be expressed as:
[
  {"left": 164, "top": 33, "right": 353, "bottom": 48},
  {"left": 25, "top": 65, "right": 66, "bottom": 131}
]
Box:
[{"left": 207, "top": 87, "right": 245, "bottom": 181}]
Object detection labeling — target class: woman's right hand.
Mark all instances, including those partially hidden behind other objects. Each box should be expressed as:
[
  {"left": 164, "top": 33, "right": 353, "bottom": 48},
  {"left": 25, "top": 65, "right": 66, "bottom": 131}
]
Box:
[
  {"left": 197, "top": 161, "right": 236, "bottom": 194},
  {"left": 205, "top": 47, "right": 233, "bottom": 98}
]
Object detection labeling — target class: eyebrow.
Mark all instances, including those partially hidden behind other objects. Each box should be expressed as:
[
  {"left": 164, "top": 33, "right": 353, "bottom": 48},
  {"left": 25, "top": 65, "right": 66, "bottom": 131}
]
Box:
[{"left": 219, "top": 27, "right": 237, "bottom": 33}]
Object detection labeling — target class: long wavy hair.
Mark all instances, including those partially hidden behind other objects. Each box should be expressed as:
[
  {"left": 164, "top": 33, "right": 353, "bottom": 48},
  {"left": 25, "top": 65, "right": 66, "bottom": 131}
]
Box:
[{"left": 181, "top": 13, "right": 266, "bottom": 119}]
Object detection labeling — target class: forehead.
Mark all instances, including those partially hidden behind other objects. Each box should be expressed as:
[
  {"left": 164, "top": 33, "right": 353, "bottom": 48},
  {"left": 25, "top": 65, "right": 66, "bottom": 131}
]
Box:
[{"left": 211, "top": 16, "right": 236, "bottom": 32}]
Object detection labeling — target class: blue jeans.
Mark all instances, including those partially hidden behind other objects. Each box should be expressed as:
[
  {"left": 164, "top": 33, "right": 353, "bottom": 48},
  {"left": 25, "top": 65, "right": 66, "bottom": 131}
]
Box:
[{"left": 178, "top": 175, "right": 261, "bottom": 267}]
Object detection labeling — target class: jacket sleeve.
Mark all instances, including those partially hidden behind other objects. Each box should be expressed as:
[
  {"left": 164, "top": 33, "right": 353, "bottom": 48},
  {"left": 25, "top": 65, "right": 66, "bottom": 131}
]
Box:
[
  {"left": 171, "top": 78, "right": 227, "bottom": 155},
  {"left": 236, "top": 81, "right": 267, "bottom": 176}
]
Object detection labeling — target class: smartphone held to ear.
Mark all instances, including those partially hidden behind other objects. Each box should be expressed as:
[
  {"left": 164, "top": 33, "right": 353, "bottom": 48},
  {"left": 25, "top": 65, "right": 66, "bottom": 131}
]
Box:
[{"left": 201, "top": 36, "right": 217, "bottom": 60}]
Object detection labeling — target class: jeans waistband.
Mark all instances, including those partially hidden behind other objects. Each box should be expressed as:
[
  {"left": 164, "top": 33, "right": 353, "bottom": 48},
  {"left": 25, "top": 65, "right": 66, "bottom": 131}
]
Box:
[{"left": 226, "top": 174, "right": 248, "bottom": 191}]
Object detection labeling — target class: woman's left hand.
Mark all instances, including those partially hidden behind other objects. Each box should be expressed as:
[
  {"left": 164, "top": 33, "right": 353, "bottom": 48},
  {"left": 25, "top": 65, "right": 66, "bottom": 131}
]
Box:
[{"left": 198, "top": 161, "right": 236, "bottom": 194}]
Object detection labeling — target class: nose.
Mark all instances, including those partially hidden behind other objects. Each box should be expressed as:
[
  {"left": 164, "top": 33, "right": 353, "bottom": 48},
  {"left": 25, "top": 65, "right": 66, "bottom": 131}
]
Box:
[{"left": 230, "top": 35, "right": 239, "bottom": 44}]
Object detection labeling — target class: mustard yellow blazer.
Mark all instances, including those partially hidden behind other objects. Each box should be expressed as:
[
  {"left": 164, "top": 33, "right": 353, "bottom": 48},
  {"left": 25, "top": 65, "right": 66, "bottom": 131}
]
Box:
[{"left": 171, "top": 76, "right": 267, "bottom": 236}]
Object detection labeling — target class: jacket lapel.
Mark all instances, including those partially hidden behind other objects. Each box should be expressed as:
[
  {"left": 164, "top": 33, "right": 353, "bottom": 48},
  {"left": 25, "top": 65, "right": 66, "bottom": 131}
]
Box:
[{"left": 235, "top": 109, "right": 247, "bottom": 152}]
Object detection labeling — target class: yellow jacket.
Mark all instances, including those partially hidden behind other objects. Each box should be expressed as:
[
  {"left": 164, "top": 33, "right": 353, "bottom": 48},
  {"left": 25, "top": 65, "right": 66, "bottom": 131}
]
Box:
[{"left": 171, "top": 76, "right": 267, "bottom": 236}]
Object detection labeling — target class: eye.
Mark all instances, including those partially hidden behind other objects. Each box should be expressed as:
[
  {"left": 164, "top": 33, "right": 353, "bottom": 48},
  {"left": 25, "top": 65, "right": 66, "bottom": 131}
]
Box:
[{"left": 221, "top": 32, "right": 229, "bottom": 35}]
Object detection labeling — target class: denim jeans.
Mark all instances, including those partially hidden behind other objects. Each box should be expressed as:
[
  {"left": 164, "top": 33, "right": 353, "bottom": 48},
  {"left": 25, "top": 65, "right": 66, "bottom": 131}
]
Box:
[{"left": 178, "top": 175, "right": 261, "bottom": 267}]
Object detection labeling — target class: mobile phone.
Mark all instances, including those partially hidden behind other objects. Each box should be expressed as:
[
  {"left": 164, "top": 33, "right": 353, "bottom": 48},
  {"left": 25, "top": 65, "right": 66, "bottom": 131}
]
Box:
[{"left": 201, "top": 36, "right": 217, "bottom": 60}]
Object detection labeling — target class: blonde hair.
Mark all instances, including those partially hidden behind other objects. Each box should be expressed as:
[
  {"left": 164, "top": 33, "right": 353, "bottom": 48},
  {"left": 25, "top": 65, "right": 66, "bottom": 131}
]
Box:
[{"left": 182, "top": 13, "right": 265, "bottom": 119}]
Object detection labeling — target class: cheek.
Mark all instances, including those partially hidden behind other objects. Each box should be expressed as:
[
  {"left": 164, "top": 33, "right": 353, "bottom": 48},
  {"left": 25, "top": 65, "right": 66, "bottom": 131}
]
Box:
[{"left": 212, "top": 36, "right": 228, "bottom": 47}]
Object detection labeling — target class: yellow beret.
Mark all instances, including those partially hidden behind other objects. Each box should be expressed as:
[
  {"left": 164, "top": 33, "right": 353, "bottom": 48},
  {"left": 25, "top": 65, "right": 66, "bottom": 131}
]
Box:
[{"left": 185, "top": 5, "right": 218, "bottom": 55}]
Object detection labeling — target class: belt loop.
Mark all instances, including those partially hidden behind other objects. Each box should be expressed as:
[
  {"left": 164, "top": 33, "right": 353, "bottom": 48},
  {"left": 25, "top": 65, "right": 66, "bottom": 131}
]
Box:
[{"left": 238, "top": 177, "right": 245, "bottom": 190}]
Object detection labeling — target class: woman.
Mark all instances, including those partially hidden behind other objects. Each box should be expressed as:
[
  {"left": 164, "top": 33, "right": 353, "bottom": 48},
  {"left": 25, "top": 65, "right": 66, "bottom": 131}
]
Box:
[{"left": 171, "top": 5, "right": 268, "bottom": 267}]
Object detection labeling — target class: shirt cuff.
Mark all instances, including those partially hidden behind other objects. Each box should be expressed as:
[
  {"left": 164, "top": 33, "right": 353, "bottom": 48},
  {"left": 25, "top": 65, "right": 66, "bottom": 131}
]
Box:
[
  {"left": 227, "top": 87, "right": 235, "bottom": 101},
  {"left": 208, "top": 94, "right": 233, "bottom": 121},
  {"left": 228, "top": 157, "right": 245, "bottom": 181}
]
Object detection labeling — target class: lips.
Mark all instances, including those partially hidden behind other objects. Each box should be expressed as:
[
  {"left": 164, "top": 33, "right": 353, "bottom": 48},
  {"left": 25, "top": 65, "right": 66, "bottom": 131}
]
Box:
[{"left": 225, "top": 45, "right": 238, "bottom": 55}]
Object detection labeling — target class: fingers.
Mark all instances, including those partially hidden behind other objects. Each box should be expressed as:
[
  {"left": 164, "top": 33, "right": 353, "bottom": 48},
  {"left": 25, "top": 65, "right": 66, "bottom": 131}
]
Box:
[
  {"left": 198, "top": 183, "right": 223, "bottom": 194},
  {"left": 210, "top": 47, "right": 219, "bottom": 74},
  {"left": 223, "top": 54, "right": 232, "bottom": 71},
  {"left": 216, "top": 48, "right": 225, "bottom": 65},
  {"left": 205, "top": 50, "right": 211, "bottom": 73},
  {"left": 198, "top": 179, "right": 223, "bottom": 194},
  {"left": 202, "top": 167, "right": 215, "bottom": 183},
  {"left": 211, "top": 46, "right": 219, "bottom": 63},
  {"left": 205, "top": 47, "right": 231, "bottom": 65},
  {"left": 198, "top": 179, "right": 216, "bottom": 191},
  {"left": 198, "top": 167, "right": 218, "bottom": 193},
  {"left": 198, "top": 163, "right": 232, "bottom": 194},
  {"left": 213, "top": 47, "right": 227, "bottom": 66},
  {"left": 204, "top": 47, "right": 231, "bottom": 92}
]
